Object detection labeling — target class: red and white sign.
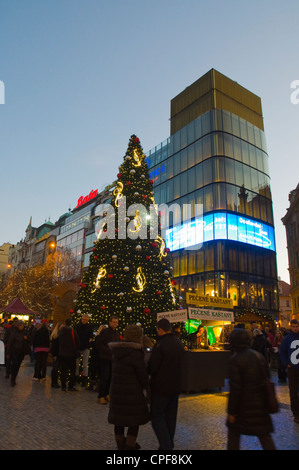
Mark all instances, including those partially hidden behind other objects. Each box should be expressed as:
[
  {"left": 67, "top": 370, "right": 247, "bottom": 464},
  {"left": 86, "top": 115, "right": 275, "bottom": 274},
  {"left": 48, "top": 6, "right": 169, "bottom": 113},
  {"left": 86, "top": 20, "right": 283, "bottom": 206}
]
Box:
[{"left": 76, "top": 189, "right": 98, "bottom": 208}]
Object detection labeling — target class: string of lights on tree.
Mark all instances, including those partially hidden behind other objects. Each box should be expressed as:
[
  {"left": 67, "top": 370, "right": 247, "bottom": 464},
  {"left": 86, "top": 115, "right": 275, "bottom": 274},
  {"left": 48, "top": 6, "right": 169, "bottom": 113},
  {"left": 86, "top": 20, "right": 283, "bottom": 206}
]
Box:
[{"left": 72, "top": 135, "right": 180, "bottom": 335}]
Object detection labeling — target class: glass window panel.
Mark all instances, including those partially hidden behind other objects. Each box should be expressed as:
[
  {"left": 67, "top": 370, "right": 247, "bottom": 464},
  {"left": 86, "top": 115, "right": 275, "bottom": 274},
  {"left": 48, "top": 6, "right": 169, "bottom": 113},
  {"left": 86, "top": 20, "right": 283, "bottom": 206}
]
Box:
[
  {"left": 187, "top": 120, "right": 195, "bottom": 144},
  {"left": 174, "top": 152, "right": 181, "bottom": 176},
  {"left": 245, "top": 192, "right": 253, "bottom": 217},
  {"left": 215, "top": 242, "right": 227, "bottom": 271},
  {"left": 225, "top": 158, "right": 235, "bottom": 185},
  {"left": 188, "top": 144, "right": 195, "bottom": 167},
  {"left": 195, "top": 139, "right": 203, "bottom": 164},
  {"left": 231, "top": 114, "right": 240, "bottom": 136},
  {"left": 188, "top": 251, "right": 196, "bottom": 274},
  {"left": 181, "top": 148, "right": 188, "bottom": 172},
  {"left": 181, "top": 126, "right": 187, "bottom": 149},
  {"left": 205, "top": 272, "right": 215, "bottom": 295},
  {"left": 228, "top": 246, "right": 238, "bottom": 271},
  {"left": 166, "top": 179, "right": 173, "bottom": 201},
  {"left": 214, "top": 183, "right": 226, "bottom": 210},
  {"left": 203, "top": 159, "right": 213, "bottom": 185},
  {"left": 251, "top": 168, "right": 259, "bottom": 192},
  {"left": 167, "top": 156, "right": 174, "bottom": 179},
  {"left": 173, "top": 131, "right": 180, "bottom": 153},
  {"left": 180, "top": 172, "right": 188, "bottom": 196},
  {"left": 240, "top": 277, "right": 248, "bottom": 307},
  {"left": 237, "top": 186, "right": 247, "bottom": 214},
  {"left": 205, "top": 246, "right": 215, "bottom": 272},
  {"left": 202, "top": 135, "right": 212, "bottom": 160},
  {"left": 228, "top": 277, "right": 239, "bottom": 305},
  {"left": 252, "top": 194, "right": 260, "bottom": 219},
  {"left": 254, "top": 127, "right": 262, "bottom": 148},
  {"left": 226, "top": 184, "right": 238, "bottom": 212},
  {"left": 180, "top": 252, "right": 188, "bottom": 276},
  {"left": 247, "top": 122, "right": 255, "bottom": 145},
  {"left": 215, "top": 109, "right": 223, "bottom": 131},
  {"left": 173, "top": 175, "right": 180, "bottom": 199},
  {"left": 257, "top": 171, "right": 267, "bottom": 195},
  {"left": 214, "top": 132, "right": 224, "bottom": 155},
  {"left": 240, "top": 118, "right": 248, "bottom": 140},
  {"left": 204, "top": 186, "right": 214, "bottom": 212},
  {"left": 256, "top": 149, "right": 264, "bottom": 172},
  {"left": 233, "top": 137, "right": 242, "bottom": 162},
  {"left": 235, "top": 161, "right": 244, "bottom": 187},
  {"left": 201, "top": 112, "right": 211, "bottom": 135},
  {"left": 214, "top": 157, "right": 225, "bottom": 182},
  {"left": 266, "top": 199, "right": 274, "bottom": 225},
  {"left": 260, "top": 197, "right": 267, "bottom": 222},
  {"left": 194, "top": 117, "right": 202, "bottom": 140},
  {"left": 222, "top": 110, "right": 232, "bottom": 133},
  {"left": 239, "top": 248, "right": 248, "bottom": 273},
  {"left": 156, "top": 149, "right": 162, "bottom": 164},
  {"left": 249, "top": 145, "right": 257, "bottom": 169},
  {"left": 243, "top": 165, "right": 252, "bottom": 190},
  {"left": 195, "top": 164, "right": 203, "bottom": 189},
  {"left": 196, "top": 251, "right": 204, "bottom": 273},
  {"left": 241, "top": 141, "right": 250, "bottom": 165},
  {"left": 187, "top": 167, "right": 195, "bottom": 193},
  {"left": 172, "top": 252, "right": 180, "bottom": 277},
  {"left": 196, "top": 188, "right": 204, "bottom": 207},
  {"left": 223, "top": 134, "right": 233, "bottom": 157},
  {"left": 263, "top": 154, "right": 269, "bottom": 175},
  {"left": 187, "top": 193, "right": 196, "bottom": 219}
]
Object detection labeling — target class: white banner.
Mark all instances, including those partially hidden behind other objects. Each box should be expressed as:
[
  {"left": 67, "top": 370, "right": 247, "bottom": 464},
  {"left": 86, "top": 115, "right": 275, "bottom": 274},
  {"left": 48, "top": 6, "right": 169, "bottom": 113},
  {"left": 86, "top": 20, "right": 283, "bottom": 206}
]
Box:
[
  {"left": 157, "top": 309, "right": 188, "bottom": 323},
  {"left": 188, "top": 307, "right": 234, "bottom": 322}
]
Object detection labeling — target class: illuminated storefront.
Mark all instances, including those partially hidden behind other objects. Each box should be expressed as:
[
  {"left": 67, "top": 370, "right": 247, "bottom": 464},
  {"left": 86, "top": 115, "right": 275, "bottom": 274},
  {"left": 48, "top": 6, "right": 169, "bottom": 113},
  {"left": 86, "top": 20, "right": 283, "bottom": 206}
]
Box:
[{"left": 147, "top": 69, "right": 279, "bottom": 321}]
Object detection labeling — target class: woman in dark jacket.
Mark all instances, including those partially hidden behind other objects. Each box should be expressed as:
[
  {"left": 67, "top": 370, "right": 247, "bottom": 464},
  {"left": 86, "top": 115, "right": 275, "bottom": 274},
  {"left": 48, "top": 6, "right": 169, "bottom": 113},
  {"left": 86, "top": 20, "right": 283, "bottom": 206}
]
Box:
[
  {"left": 226, "top": 328, "right": 276, "bottom": 450},
  {"left": 108, "top": 324, "right": 150, "bottom": 450},
  {"left": 32, "top": 321, "right": 50, "bottom": 381}
]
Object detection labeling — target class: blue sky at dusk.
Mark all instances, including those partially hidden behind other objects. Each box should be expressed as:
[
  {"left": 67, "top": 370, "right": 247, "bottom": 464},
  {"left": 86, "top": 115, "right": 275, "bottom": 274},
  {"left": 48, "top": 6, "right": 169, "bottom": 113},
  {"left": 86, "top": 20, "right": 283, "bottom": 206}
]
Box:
[{"left": 0, "top": 0, "right": 298, "bottom": 283}]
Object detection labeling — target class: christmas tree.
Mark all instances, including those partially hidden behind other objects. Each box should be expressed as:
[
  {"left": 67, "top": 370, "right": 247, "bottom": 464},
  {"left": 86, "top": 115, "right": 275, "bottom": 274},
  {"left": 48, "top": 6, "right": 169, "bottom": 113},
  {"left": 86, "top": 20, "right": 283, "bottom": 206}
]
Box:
[{"left": 72, "top": 135, "right": 179, "bottom": 335}]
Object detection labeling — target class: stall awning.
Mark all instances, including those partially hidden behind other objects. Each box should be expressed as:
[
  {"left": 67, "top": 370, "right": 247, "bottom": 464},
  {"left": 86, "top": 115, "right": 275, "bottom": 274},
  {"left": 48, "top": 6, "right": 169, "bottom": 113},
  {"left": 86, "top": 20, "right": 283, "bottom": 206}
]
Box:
[{"left": 0, "top": 298, "right": 36, "bottom": 315}]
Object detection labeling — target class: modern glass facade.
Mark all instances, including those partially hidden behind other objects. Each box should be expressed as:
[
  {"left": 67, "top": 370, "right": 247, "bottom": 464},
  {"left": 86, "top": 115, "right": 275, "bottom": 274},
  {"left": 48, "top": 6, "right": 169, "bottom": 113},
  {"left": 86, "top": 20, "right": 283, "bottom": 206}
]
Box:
[{"left": 147, "top": 92, "right": 279, "bottom": 319}]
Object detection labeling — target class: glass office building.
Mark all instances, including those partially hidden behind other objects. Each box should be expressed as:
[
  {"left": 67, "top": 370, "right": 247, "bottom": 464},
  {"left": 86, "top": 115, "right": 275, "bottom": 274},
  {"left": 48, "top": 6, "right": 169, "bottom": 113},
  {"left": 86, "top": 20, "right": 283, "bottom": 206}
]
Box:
[{"left": 147, "top": 70, "right": 278, "bottom": 320}]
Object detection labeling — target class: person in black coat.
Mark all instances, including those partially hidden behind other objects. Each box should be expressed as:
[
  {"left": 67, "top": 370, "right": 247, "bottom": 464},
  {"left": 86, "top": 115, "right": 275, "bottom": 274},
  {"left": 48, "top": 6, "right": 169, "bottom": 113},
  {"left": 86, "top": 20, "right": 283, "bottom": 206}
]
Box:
[
  {"left": 226, "top": 328, "right": 276, "bottom": 450},
  {"left": 148, "top": 318, "right": 185, "bottom": 450},
  {"left": 108, "top": 324, "right": 150, "bottom": 450},
  {"left": 58, "top": 318, "right": 80, "bottom": 391},
  {"left": 97, "top": 316, "right": 119, "bottom": 404},
  {"left": 74, "top": 314, "right": 94, "bottom": 385},
  {"left": 32, "top": 321, "right": 50, "bottom": 381},
  {"left": 6, "top": 320, "right": 30, "bottom": 386}
]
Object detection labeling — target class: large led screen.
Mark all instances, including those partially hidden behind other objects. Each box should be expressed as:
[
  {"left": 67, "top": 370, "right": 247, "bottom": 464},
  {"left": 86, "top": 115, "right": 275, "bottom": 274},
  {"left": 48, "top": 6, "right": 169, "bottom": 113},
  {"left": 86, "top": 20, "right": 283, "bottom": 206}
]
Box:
[{"left": 165, "top": 212, "right": 276, "bottom": 252}]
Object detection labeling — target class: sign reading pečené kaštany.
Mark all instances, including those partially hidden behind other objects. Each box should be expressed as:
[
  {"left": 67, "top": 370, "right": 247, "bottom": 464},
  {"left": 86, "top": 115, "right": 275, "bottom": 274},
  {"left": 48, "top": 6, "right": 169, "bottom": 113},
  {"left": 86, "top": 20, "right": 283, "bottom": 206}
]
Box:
[
  {"left": 188, "top": 307, "right": 234, "bottom": 322},
  {"left": 186, "top": 292, "right": 233, "bottom": 308}
]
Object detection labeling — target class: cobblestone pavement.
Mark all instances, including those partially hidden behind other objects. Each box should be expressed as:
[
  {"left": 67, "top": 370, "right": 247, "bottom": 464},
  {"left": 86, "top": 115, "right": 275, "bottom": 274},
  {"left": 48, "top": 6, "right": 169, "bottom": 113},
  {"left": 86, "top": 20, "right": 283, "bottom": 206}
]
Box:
[{"left": 0, "top": 358, "right": 299, "bottom": 451}]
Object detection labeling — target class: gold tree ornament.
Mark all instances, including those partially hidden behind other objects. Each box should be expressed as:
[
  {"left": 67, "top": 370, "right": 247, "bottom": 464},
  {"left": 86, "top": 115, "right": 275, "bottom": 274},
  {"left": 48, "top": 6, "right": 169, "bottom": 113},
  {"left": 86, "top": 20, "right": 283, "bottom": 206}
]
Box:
[
  {"left": 132, "top": 149, "right": 142, "bottom": 167},
  {"left": 133, "top": 267, "right": 146, "bottom": 292},
  {"left": 113, "top": 181, "right": 124, "bottom": 207},
  {"left": 92, "top": 265, "right": 107, "bottom": 292}
]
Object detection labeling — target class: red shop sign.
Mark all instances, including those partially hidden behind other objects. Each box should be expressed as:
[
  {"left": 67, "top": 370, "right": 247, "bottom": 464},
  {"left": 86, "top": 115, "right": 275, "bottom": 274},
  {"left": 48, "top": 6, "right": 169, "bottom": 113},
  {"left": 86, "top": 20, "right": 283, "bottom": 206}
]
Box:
[{"left": 76, "top": 189, "right": 98, "bottom": 208}]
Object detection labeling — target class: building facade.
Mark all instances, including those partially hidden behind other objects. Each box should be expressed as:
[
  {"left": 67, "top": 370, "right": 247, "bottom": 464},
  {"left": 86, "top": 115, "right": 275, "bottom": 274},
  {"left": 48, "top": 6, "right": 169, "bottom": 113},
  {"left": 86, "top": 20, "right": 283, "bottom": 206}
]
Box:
[
  {"left": 282, "top": 183, "right": 299, "bottom": 319},
  {"left": 147, "top": 69, "right": 278, "bottom": 322},
  {"left": 278, "top": 278, "right": 292, "bottom": 328}
]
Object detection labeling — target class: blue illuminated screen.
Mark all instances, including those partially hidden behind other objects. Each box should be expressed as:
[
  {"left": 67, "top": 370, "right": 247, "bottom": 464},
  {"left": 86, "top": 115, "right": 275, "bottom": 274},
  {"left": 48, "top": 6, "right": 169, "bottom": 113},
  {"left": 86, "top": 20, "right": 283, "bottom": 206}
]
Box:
[{"left": 165, "top": 212, "right": 276, "bottom": 252}]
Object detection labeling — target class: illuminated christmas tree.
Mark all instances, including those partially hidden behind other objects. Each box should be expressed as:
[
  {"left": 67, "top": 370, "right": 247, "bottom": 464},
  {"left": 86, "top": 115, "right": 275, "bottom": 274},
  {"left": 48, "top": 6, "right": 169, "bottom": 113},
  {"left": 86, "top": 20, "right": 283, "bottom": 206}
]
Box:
[{"left": 72, "top": 135, "right": 179, "bottom": 335}]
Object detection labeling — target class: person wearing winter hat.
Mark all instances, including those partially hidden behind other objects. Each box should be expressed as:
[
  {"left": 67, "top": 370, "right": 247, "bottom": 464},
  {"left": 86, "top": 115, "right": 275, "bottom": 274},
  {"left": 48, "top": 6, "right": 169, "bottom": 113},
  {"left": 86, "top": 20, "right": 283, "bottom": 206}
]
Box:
[
  {"left": 226, "top": 328, "right": 276, "bottom": 450},
  {"left": 108, "top": 324, "right": 150, "bottom": 450},
  {"left": 280, "top": 319, "right": 299, "bottom": 422}
]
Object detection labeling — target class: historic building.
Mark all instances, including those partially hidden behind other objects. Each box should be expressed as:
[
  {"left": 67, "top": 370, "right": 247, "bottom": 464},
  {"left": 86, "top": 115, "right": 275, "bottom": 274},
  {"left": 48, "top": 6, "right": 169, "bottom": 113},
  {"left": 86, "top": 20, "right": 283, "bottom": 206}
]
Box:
[{"left": 282, "top": 183, "right": 299, "bottom": 319}]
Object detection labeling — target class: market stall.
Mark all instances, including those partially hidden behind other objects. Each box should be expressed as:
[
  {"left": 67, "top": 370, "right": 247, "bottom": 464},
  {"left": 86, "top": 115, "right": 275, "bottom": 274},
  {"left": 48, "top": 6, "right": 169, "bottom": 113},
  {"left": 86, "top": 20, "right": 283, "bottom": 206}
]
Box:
[{"left": 157, "top": 306, "right": 234, "bottom": 392}]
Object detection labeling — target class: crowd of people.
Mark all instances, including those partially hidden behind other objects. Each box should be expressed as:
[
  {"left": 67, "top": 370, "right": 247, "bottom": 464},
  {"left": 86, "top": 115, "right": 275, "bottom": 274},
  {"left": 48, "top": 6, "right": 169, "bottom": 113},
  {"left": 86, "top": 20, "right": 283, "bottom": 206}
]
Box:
[{"left": 1, "top": 314, "right": 299, "bottom": 451}]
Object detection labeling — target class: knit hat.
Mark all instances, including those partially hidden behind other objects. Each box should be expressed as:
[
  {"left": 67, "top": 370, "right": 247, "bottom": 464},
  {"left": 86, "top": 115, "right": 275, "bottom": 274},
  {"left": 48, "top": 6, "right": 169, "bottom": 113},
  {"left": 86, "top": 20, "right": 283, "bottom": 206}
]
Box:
[{"left": 124, "top": 324, "right": 143, "bottom": 343}]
